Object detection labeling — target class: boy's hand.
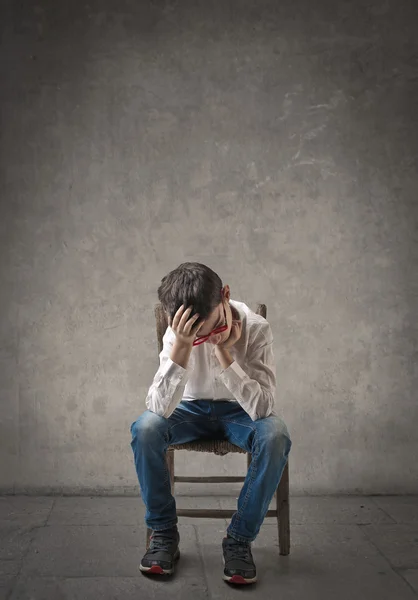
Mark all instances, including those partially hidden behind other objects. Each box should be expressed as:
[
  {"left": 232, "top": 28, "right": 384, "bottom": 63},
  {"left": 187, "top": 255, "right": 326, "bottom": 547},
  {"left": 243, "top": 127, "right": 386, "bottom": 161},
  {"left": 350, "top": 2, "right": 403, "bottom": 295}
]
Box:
[
  {"left": 168, "top": 304, "right": 205, "bottom": 347},
  {"left": 215, "top": 319, "right": 242, "bottom": 350}
]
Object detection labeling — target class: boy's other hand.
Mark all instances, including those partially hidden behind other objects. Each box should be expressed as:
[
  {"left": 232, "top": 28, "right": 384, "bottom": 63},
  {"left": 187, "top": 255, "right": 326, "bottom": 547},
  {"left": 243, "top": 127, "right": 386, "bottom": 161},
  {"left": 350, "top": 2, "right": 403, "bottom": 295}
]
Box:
[{"left": 215, "top": 319, "right": 242, "bottom": 350}]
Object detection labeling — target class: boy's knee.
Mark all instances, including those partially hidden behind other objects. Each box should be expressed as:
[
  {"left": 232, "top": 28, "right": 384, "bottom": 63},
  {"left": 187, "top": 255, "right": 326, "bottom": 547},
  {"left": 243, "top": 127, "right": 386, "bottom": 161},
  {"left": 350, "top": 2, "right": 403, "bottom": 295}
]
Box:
[
  {"left": 130, "top": 410, "right": 167, "bottom": 443},
  {"left": 257, "top": 417, "right": 292, "bottom": 455}
]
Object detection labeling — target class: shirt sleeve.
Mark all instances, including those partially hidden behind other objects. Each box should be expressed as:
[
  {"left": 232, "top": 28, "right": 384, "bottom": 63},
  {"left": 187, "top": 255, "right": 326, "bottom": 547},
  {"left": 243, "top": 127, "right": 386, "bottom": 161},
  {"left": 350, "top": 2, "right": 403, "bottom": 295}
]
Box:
[
  {"left": 145, "top": 327, "right": 190, "bottom": 418},
  {"left": 218, "top": 325, "right": 277, "bottom": 421}
]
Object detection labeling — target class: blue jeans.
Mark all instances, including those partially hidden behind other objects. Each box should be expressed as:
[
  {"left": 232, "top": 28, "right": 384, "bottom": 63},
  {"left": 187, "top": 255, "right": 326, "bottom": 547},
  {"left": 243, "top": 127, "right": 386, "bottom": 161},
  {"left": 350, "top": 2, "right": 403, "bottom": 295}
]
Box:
[{"left": 130, "top": 400, "right": 292, "bottom": 543}]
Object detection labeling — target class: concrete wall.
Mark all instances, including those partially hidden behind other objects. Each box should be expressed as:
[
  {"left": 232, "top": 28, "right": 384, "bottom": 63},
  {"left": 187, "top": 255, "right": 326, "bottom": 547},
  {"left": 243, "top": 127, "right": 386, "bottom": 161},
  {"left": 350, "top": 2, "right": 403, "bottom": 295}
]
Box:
[{"left": 1, "top": 0, "right": 417, "bottom": 495}]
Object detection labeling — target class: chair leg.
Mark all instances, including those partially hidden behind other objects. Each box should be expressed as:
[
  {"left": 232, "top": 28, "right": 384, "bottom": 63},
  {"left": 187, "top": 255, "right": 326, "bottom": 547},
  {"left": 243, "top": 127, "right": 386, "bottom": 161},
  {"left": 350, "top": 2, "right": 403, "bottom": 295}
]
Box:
[
  {"left": 145, "top": 450, "right": 175, "bottom": 550},
  {"left": 277, "top": 461, "right": 290, "bottom": 556}
]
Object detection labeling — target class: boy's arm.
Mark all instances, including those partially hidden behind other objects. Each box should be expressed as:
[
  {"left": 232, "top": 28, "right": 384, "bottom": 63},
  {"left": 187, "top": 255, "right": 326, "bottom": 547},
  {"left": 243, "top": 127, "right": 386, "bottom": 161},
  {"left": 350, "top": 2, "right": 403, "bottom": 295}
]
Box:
[
  {"left": 145, "top": 328, "right": 191, "bottom": 418},
  {"left": 217, "top": 323, "right": 277, "bottom": 421}
]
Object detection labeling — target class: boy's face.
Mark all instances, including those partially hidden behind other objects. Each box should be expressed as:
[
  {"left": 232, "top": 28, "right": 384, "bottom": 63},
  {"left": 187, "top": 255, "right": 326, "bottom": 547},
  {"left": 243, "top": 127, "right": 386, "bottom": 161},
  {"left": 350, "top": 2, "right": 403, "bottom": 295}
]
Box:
[{"left": 198, "top": 284, "right": 234, "bottom": 345}]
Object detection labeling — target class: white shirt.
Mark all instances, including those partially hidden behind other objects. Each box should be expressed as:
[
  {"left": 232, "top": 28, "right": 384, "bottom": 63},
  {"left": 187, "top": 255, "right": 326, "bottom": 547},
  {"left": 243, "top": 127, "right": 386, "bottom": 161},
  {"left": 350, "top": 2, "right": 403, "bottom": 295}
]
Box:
[{"left": 145, "top": 299, "right": 277, "bottom": 421}]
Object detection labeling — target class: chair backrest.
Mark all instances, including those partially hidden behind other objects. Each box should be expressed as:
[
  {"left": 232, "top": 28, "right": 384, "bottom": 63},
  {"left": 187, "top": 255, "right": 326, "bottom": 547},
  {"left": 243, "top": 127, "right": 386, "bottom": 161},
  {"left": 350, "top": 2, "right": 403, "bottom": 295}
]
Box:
[{"left": 155, "top": 302, "right": 267, "bottom": 354}]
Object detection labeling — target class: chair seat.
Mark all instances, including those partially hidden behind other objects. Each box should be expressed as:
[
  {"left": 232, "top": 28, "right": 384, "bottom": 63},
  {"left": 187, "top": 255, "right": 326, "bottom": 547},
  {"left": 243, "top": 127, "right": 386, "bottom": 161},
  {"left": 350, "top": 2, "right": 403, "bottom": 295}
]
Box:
[{"left": 168, "top": 440, "right": 246, "bottom": 456}]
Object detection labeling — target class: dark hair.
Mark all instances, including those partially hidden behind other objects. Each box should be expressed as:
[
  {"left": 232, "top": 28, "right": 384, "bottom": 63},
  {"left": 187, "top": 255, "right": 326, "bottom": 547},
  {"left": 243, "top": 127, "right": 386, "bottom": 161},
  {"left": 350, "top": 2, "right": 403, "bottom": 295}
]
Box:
[{"left": 157, "top": 262, "right": 223, "bottom": 327}]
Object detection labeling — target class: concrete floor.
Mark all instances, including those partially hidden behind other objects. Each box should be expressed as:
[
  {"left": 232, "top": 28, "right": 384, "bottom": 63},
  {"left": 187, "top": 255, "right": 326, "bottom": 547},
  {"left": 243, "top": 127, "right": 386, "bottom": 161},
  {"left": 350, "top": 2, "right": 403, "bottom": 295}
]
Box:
[{"left": 1, "top": 493, "right": 418, "bottom": 599}]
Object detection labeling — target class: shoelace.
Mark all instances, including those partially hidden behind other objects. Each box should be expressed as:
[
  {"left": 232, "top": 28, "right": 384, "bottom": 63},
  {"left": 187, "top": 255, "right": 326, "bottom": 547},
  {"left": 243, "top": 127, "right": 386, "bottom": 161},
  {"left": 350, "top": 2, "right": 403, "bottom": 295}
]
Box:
[
  {"left": 148, "top": 532, "right": 176, "bottom": 554},
  {"left": 226, "top": 541, "right": 252, "bottom": 563}
]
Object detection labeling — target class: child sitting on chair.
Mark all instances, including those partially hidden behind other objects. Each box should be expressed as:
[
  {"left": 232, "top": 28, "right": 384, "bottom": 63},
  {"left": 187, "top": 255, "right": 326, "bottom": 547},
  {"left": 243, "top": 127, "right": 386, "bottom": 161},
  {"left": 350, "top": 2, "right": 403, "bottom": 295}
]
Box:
[{"left": 130, "top": 262, "right": 292, "bottom": 585}]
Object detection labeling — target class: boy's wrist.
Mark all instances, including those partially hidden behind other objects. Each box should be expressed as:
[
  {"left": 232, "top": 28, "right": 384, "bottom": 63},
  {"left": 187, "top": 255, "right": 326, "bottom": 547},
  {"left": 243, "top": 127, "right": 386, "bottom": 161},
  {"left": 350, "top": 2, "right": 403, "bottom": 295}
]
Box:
[
  {"left": 214, "top": 346, "right": 234, "bottom": 369},
  {"left": 173, "top": 338, "right": 194, "bottom": 351}
]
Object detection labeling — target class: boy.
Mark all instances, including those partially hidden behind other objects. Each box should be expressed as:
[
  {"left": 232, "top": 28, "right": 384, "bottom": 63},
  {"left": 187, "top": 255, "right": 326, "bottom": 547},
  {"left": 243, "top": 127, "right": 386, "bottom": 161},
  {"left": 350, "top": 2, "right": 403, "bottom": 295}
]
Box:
[{"left": 130, "top": 262, "right": 291, "bottom": 584}]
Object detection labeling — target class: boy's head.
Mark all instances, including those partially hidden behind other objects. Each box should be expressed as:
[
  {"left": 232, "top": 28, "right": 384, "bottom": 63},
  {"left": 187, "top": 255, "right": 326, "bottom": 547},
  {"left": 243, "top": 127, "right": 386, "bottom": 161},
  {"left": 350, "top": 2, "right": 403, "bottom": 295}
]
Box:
[{"left": 158, "top": 262, "right": 235, "bottom": 345}]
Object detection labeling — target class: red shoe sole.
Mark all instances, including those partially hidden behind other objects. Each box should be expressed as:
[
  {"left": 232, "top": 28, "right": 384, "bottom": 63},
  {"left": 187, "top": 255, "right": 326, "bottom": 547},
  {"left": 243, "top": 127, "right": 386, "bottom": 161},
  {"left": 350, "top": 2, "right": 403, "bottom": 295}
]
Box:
[
  {"left": 224, "top": 574, "right": 256, "bottom": 585},
  {"left": 148, "top": 565, "right": 165, "bottom": 574}
]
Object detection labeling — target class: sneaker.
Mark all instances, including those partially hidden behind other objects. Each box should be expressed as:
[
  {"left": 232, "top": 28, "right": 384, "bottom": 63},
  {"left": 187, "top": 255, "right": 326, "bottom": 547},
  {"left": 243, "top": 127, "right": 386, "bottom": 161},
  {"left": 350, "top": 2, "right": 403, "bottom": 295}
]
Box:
[
  {"left": 139, "top": 526, "right": 180, "bottom": 575},
  {"left": 222, "top": 536, "right": 257, "bottom": 584}
]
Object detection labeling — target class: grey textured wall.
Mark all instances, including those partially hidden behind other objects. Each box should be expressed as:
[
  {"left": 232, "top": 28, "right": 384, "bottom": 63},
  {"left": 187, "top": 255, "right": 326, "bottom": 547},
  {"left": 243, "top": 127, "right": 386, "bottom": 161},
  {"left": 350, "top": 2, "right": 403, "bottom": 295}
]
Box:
[{"left": 1, "top": 0, "right": 417, "bottom": 495}]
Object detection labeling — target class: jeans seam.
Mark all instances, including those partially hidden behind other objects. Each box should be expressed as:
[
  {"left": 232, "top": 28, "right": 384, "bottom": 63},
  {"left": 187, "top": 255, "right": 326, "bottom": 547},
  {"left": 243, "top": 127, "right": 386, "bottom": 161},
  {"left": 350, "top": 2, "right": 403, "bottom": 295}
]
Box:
[
  {"left": 148, "top": 447, "right": 175, "bottom": 519},
  {"left": 162, "top": 450, "right": 170, "bottom": 495},
  {"left": 222, "top": 424, "right": 258, "bottom": 532},
  {"left": 222, "top": 421, "right": 255, "bottom": 524},
  {"left": 236, "top": 434, "right": 258, "bottom": 520},
  {"left": 159, "top": 495, "right": 175, "bottom": 513}
]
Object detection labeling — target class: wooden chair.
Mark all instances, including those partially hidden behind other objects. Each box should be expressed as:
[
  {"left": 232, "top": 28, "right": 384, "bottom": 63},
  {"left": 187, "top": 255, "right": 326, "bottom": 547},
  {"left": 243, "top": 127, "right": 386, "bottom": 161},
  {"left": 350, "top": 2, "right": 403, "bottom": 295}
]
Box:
[{"left": 146, "top": 302, "right": 290, "bottom": 555}]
